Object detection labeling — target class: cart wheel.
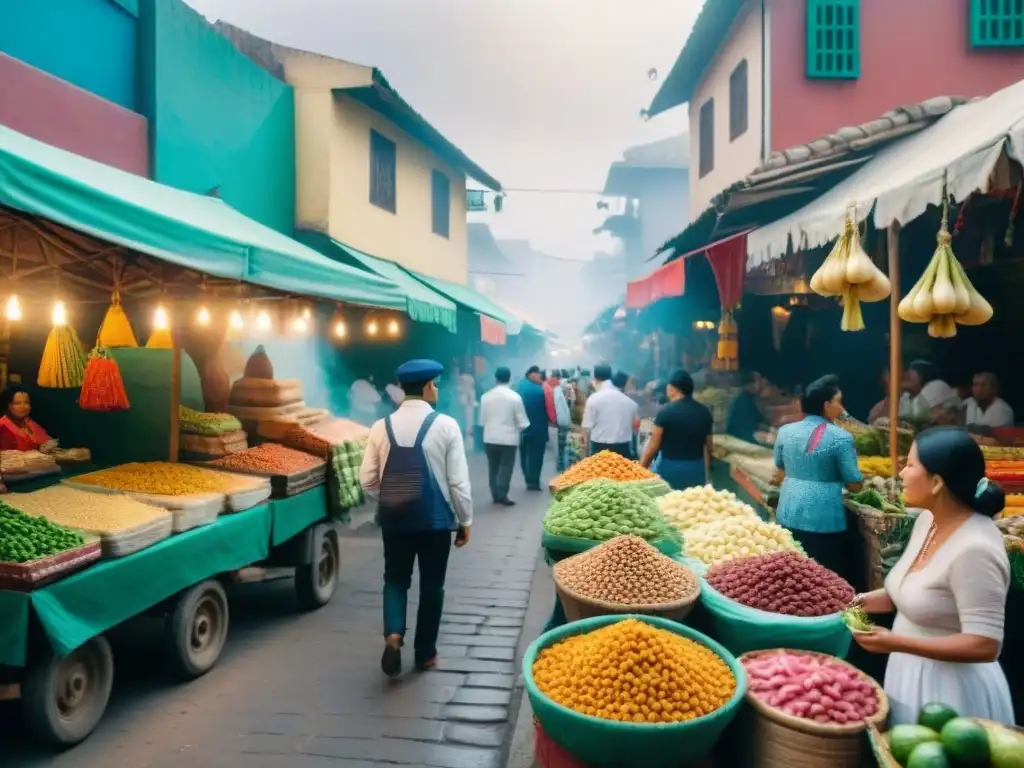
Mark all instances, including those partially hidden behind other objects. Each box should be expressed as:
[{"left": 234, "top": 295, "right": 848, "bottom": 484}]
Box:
[
  {"left": 21, "top": 635, "right": 114, "bottom": 749},
  {"left": 165, "top": 579, "right": 229, "bottom": 680},
  {"left": 295, "top": 527, "right": 340, "bottom": 610}
]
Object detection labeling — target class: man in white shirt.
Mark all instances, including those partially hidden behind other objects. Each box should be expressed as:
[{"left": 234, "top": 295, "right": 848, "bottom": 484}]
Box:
[
  {"left": 964, "top": 371, "right": 1015, "bottom": 430},
  {"left": 582, "top": 364, "right": 639, "bottom": 458},
  {"left": 359, "top": 359, "right": 472, "bottom": 677},
  {"left": 479, "top": 366, "right": 529, "bottom": 506},
  {"left": 349, "top": 375, "right": 382, "bottom": 424}
]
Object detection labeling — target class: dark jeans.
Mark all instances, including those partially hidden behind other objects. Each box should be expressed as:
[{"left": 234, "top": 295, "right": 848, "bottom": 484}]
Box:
[
  {"left": 555, "top": 427, "right": 570, "bottom": 473},
  {"left": 520, "top": 433, "right": 547, "bottom": 489},
  {"left": 590, "top": 441, "right": 633, "bottom": 459},
  {"left": 485, "top": 443, "right": 517, "bottom": 502},
  {"left": 382, "top": 530, "right": 453, "bottom": 664},
  {"left": 789, "top": 528, "right": 855, "bottom": 587}
]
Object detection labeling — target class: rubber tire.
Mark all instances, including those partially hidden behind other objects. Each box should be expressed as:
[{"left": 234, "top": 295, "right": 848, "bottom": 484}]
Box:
[
  {"left": 165, "top": 579, "right": 229, "bottom": 680},
  {"left": 22, "top": 635, "right": 114, "bottom": 749},
  {"left": 295, "top": 527, "right": 340, "bottom": 611}
]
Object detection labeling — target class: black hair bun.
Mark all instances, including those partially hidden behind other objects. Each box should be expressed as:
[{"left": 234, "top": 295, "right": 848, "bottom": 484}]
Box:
[{"left": 972, "top": 479, "right": 1005, "bottom": 518}]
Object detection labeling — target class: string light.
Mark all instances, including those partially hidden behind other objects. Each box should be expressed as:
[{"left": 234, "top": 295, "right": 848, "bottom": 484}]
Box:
[
  {"left": 5, "top": 296, "right": 21, "bottom": 322},
  {"left": 291, "top": 315, "right": 309, "bottom": 334},
  {"left": 387, "top": 318, "right": 400, "bottom": 337},
  {"left": 153, "top": 305, "right": 170, "bottom": 331},
  {"left": 302, "top": 306, "right": 312, "bottom": 320},
  {"left": 256, "top": 310, "right": 271, "bottom": 332},
  {"left": 334, "top": 319, "right": 347, "bottom": 338},
  {"left": 196, "top": 306, "right": 211, "bottom": 326},
  {"left": 229, "top": 310, "right": 244, "bottom": 330},
  {"left": 52, "top": 301, "right": 67, "bottom": 327},
  {"left": 366, "top": 319, "right": 379, "bottom": 337}
]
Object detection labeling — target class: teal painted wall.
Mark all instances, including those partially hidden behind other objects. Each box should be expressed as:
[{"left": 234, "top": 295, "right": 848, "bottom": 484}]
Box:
[
  {"left": 138, "top": 0, "right": 295, "bottom": 233},
  {"left": 0, "top": 0, "right": 138, "bottom": 110}
]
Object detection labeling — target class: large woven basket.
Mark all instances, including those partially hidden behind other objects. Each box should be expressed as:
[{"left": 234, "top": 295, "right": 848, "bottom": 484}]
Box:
[
  {"left": 739, "top": 649, "right": 889, "bottom": 768},
  {"left": 846, "top": 501, "right": 918, "bottom": 591},
  {"left": 552, "top": 556, "right": 700, "bottom": 623}
]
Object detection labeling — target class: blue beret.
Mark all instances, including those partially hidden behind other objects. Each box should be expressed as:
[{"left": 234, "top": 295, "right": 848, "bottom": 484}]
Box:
[{"left": 395, "top": 359, "right": 444, "bottom": 384}]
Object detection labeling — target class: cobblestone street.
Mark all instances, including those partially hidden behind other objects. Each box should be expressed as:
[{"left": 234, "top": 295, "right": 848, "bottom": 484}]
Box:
[{"left": 2, "top": 451, "right": 550, "bottom": 768}]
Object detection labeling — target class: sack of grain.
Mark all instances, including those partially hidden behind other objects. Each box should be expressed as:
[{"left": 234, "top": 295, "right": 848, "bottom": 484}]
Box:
[{"left": 229, "top": 377, "right": 304, "bottom": 407}]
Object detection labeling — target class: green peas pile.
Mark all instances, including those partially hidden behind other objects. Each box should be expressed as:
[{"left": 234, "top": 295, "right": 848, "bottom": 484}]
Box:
[
  {"left": 543, "top": 479, "right": 678, "bottom": 544},
  {"left": 0, "top": 502, "right": 86, "bottom": 564}
]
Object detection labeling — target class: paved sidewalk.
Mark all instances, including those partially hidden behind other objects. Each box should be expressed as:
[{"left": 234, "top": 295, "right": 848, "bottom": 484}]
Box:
[{"left": 2, "top": 451, "right": 550, "bottom": 768}]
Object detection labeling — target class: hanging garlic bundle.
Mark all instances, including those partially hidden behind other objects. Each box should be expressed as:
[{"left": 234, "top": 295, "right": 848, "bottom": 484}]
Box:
[
  {"left": 897, "top": 197, "right": 993, "bottom": 338},
  {"left": 808, "top": 209, "right": 891, "bottom": 331}
]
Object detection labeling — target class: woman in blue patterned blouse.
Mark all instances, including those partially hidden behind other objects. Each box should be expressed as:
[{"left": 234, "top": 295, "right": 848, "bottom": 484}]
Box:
[{"left": 773, "top": 375, "right": 864, "bottom": 581}]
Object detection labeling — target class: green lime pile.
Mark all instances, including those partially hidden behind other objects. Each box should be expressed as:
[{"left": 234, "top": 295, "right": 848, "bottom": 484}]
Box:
[
  {"left": 543, "top": 479, "right": 677, "bottom": 544},
  {"left": 888, "top": 701, "right": 1024, "bottom": 768},
  {"left": 0, "top": 501, "right": 86, "bottom": 564}
]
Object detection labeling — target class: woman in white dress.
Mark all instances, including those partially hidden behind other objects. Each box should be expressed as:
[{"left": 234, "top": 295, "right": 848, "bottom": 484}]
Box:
[{"left": 853, "top": 427, "right": 1014, "bottom": 724}]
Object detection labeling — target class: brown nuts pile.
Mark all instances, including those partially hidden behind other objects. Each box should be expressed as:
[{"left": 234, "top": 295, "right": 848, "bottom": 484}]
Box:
[{"left": 554, "top": 534, "right": 698, "bottom": 606}]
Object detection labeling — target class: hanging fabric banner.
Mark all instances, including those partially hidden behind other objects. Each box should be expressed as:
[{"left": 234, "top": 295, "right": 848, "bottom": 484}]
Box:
[
  {"left": 479, "top": 314, "right": 506, "bottom": 346},
  {"left": 704, "top": 230, "right": 752, "bottom": 310},
  {"left": 625, "top": 258, "right": 685, "bottom": 309}
]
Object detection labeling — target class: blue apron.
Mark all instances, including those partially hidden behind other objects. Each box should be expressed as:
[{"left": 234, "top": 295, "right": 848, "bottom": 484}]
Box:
[{"left": 377, "top": 412, "right": 455, "bottom": 534}]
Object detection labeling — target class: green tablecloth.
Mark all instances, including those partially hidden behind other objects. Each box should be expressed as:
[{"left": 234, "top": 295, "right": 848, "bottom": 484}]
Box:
[
  {"left": 0, "top": 503, "right": 272, "bottom": 667},
  {"left": 270, "top": 484, "right": 327, "bottom": 546}
]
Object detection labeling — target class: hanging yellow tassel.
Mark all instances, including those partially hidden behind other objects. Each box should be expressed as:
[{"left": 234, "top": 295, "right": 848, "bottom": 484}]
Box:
[
  {"left": 146, "top": 328, "right": 173, "bottom": 349},
  {"left": 38, "top": 303, "right": 87, "bottom": 388},
  {"left": 97, "top": 292, "right": 138, "bottom": 348}
]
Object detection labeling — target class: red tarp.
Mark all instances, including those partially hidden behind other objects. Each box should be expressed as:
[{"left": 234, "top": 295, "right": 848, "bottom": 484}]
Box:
[
  {"left": 625, "top": 257, "right": 685, "bottom": 309},
  {"left": 704, "top": 230, "right": 751, "bottom": 309},
  {"left": 479, "top": 315, "right": 506, "bottom": 345}
]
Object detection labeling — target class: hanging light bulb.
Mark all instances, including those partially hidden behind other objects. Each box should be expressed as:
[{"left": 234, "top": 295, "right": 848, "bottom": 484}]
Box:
[
  {"left": 291, "top": 315, "right": 308, "bottom": 334},
  {"left": 229, "top": 310, "right": 244, "bottom": 330},
  {"left": 366, "top": 319, "right": 379, "bottom": 337},
  {"left": 302, "top": 306, "right": 312, "bottom": 320},
  {"left": 196, "top": 306, "right": 211, "bottom": 326},
  {"left": 256, "top": 310, "right": 271, "bottom": 331},
  {"left": 387, "top": 318, "right": 400, "bottom": 337},
  {"left": 5, "top": 296, "right": 21, "bottom": 322},
  {"left": 334, "top": 319, "right": 347, "bottom": 338},
  {"left": 52, "top": 301, "right": 67, "bottom": 327},
  {"left": 153, "top": 305, "right": 170, "bottom": 331}
]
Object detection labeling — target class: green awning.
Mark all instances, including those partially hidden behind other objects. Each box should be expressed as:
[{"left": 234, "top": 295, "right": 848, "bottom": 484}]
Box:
[
  {"left": 406, "top": 272, "right": 518, "bottom": 330},
  {"left": 0, "top": 126, "right": 406, "bottom": 309},
  {"left": 296, "top": 233, "right": 458, "bottom": 333}
]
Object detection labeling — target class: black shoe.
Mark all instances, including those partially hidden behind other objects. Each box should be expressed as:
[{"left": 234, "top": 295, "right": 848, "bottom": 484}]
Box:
[
  {"left": 381, "top": 638, "right": 402, "bottom": 677},
  {"left": 500, "top": 499, "right": 516, "bottom": 506},
  {"left": 526, "top": 485, "right": 542, "bottom": 491}
]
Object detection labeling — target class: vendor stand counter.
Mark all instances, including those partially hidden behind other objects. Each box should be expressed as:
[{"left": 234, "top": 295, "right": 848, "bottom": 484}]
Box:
[{"left": 0, "top": 484, "right": 342, "bottom": 750}]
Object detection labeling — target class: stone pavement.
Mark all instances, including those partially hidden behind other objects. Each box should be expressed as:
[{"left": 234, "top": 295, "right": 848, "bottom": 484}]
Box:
[{"left": 2, "top": 450, "right": 551, "bottom": 768}]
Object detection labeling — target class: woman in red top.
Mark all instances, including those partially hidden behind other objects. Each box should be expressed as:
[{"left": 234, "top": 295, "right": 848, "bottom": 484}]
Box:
[{"left": 0, "top": 385, "right": 53, "bottom": 452}]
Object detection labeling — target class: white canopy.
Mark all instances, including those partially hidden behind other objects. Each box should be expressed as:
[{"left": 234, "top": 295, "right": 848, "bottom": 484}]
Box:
[{"left": 747, "top": 79, "right": 1024, "bottom": 269}]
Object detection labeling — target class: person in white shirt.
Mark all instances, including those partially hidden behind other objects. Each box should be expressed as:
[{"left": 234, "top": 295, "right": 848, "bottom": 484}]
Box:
[
  {"left": 359, "top": 359, "right": 472, "bottom": 677},
  {"left": 479, "top": 366, "right": 530, "bottom": 506},
  {"left": 964, "top": 372, "right": 1014, "bottom": 430},
  {"left": 349, "top": 375, "right": 382, "bottom": 425},
  {"left": 899, "top": 360, "right": 961, "bottom": 428},
  {"left": 582, "top": 364, "right": 639, "bottom": 458}
]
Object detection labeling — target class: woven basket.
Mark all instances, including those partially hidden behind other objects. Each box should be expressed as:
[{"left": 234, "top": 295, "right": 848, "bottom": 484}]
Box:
[
  {"left": 740, "top": 649, "right": 889, "bottom": 768},
  {"left": 552, "top": 558, "right": 700, "bottom": 623},
  {"left": 846, "top": 501, "right": 918, "bottom": 591}
]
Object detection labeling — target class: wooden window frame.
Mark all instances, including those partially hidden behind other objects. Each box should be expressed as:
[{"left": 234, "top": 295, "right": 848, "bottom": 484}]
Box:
[
  {"left": 970, "top": 0, "right": 1024, "bottom": 48},
  {"left": 431, "top": 169, "right": 451, "bottom": 239},
  {"left": 369, "top": 129, "right": 397, "bottom": 213},
  {"left": 806, "top": 0, "right": 861, "bottom": 80},
  {"left": 698, "top": 98, "right": 715, "bottom": 179},
  {"left": 729, "top": 59, "right": 749, "bottom": 141}
]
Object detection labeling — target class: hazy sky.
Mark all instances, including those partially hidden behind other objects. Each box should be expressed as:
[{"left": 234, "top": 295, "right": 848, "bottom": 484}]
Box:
[{"left": 184, "top": 0, "right": 699, "bottom": 260}]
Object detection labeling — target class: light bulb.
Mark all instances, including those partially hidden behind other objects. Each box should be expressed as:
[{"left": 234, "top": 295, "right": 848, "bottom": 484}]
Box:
[
  {"left": 229, "top": 310, "right": 244, "bottom": 330},
  {"left": 334, "top": 320, "right": 347, "bottom": 338},
  {"left": 291, "top": 316, "right": 308, "bottom": 333},
  {"left": 196, "top": 306, "right": 211, "bottom": 326},
  {"left": 367, "top": 320, "right": 379, "bottom": 336},
  {"left": 52, "top": 301, "right": 66, "bottom": 326},
  {"left": 302, "top": 307, "right": 312, "bottom": 320},
  {"left": 5, "top": 296, "right": 21, "bottom": 321},
  {"left": 154, "top": 306, "right": 169, "bottom": 331},
  {"left": 256, "top": 310, "right": 271, "bottom": 331},
  {"left": 387, "top": 319, "right": 399, "bottom": 337}
]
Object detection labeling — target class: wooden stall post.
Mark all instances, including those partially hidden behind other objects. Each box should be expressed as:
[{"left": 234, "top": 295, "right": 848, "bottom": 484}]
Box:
[
  {"left": 169, "top": 331, "right": 181, "bottom": 463},
  {"left": 887, "top": 223, "right": 902, "bottom": 479}
]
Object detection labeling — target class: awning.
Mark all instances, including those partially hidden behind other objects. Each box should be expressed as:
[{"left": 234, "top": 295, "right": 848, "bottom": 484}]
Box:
[
  {"left": 625, "top": 258, "right": 685, "bottom": 310},
  {"left": 296, "top": 233, "right": 458, "bottom": 333},
  {"left": 747, "top": 79, "right": 1024, "bottom": 268},
  {"left": 407, "top": 272, "right": 518, "bottom": 331},
  {"left": 0, "top": 126, "right": 406, "bottom": 309},
  {"left": 480, "top": 315, "right": 506, "bottom": 346}
]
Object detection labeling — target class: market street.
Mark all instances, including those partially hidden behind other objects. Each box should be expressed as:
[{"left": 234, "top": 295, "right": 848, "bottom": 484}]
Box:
[{"left": 1, "top": 450, "right": 550, "bottom": 768}]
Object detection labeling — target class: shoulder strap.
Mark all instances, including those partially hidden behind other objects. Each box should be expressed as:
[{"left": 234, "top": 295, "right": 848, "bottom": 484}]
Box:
[
  {"left": 414, "top": 411, "right": 439, "bottom": 449},
  {"left": 384, "top": 415, "right": 397, "bottom": 445}
]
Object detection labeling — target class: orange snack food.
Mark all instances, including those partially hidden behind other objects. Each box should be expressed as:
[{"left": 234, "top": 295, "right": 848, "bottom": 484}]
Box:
[{"left": 551, "top": 450, "right": 655, "bottom": 490}]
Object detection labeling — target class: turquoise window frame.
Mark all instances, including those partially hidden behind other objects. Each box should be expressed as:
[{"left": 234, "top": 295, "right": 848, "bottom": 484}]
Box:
[
  {"left": 806, "top": 0, "right": 861, "bottom": 80},
  {"left": 970, "top": 0, "right": 1024, "bottom": 48}
]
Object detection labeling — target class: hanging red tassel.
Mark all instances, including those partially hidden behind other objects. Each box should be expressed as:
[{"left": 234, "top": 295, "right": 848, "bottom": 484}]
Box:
[{"left": 78, "top": 344, "right": 130, "bottom": 412}]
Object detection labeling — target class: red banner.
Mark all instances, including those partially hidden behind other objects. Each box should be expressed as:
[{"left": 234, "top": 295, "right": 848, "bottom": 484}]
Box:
[
  {"left": 625, "top": 257, "right": 685, "bottom": 310},
  {"left": 704, "top": 231, "right": 750, "bottom": 309},
  {"left": 479, "top": 315, "right": 506, "bottom": 345}
]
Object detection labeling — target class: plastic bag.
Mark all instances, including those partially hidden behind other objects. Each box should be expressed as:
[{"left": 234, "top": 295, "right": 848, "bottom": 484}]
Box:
[{"left": 699, "top": 580, "right": 851, "bottom": 658}]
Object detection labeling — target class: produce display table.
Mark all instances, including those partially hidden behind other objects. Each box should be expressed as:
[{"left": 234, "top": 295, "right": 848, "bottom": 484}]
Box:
[
  {"left": 270, "top": 484, "right": 327, "bottom": 546},
  {"left": 0, "top": 502, "right": 272, "bottom": 667}
]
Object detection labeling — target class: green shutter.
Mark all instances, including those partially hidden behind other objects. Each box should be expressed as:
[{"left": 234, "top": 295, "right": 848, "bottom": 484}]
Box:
[
  {"left": 971, "top": 0, "right": 1024, "bottom": 48},
  {"left": 806, "top": 0, "right": 861, "bottom": 79}
]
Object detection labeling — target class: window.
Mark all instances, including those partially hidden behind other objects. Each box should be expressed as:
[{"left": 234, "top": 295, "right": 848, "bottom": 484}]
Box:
[
  {"left": 806, "top": 0, "right": 861, "bottom": 79},
  {"left": 369, "top": 129, "right": 396, "bottom": 213},
  {"left": 698, "top": 98, "right": 715, "bottom": 178},
  {"left": 971, "top": 0, "right": 1024, "bottom": 47},
  {"left": 431, "top": 170, "right": 451, "bottom": 238},
  {"left": 729, "top": 60, "right": 749, "bottom": 141}
]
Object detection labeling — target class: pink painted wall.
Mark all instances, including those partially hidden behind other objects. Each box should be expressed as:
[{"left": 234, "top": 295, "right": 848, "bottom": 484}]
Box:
[
  {"left": 769, "top": 0, "right": 1024, "bottom": 152},
  {"left": 0, "top": 51, "right": 148, "bottom": 176}
]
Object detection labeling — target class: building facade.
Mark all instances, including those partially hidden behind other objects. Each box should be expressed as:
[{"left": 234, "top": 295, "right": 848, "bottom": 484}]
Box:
[
  {"left": 217, "top": 23, "right": 501, "bottom": 284},
  {"left": 650, "top": 0, "right": 1024, "bottom": 217}
]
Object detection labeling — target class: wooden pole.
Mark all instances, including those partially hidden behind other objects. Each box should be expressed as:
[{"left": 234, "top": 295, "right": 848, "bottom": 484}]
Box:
[
  {"left": 887, "top": 223, "right": 902, "bottom": 480},
  {"left": 169, "top": 329, "right": 181, "bottom": 463}
]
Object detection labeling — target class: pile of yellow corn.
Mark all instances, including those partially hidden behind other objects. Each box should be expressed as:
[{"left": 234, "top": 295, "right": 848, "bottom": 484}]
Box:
[{"left": 74, "top": 462, "right": 261, "bottom": 496}]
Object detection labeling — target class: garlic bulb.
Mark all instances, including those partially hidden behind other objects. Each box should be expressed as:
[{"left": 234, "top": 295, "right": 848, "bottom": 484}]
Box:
[{"left": 811, "top": 211, "right": 890, "bottom": 332}]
